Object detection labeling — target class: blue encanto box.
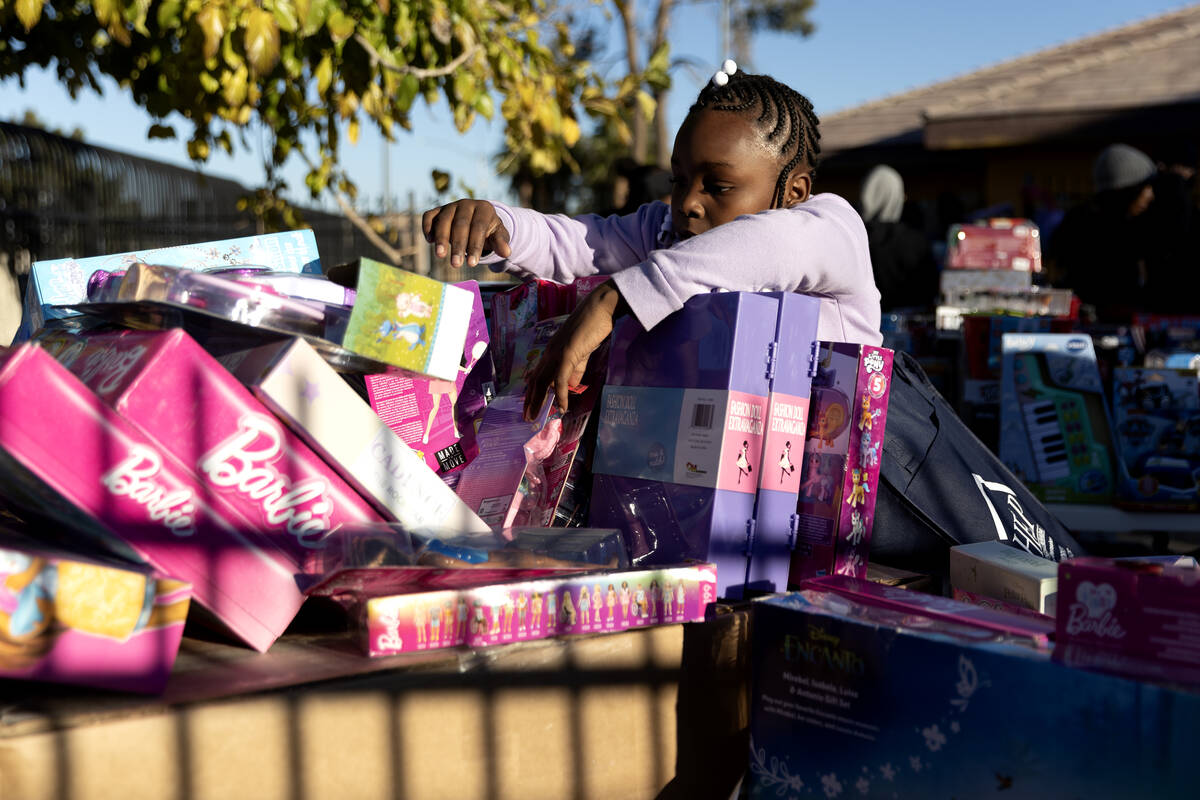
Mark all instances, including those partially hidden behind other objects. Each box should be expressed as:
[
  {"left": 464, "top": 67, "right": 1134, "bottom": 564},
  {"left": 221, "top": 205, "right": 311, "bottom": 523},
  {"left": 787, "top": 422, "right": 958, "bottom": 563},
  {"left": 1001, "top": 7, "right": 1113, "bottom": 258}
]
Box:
[
  {"left": 590, "top": 291, "right": 820, "bottom": 598},
  {"left": 21, "top": 229, "right": 322, "bottom": 337},
  {"left": 748, "top": 590, "right": 1200, "bottom": 799}
]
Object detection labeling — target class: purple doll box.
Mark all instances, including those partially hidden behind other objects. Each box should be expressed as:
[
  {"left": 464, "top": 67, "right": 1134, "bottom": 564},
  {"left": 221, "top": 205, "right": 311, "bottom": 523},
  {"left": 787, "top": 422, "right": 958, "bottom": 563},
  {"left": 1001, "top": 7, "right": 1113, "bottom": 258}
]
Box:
[
  {"left": 590, "top": 292, "right": 780, "bottom": 599},
  {"left": 47, "top": 329, "right": 387, "bottom": 570},
  {"left": 0, "top": 344, "right": 303, "bottom": 652},
  {"left": 365, "top": 281, "right": 490, "bottom": 475},
  {"left": 751, "top": 292, "right": 821, "bottom": 593},
  {"left": 789, "top": 343, "right": 893, "bottom": 584},
  {"left": 0, "top": 532, "right": 191, "bottom": 693},
  {"left": 363, "top": 563, "right": 718, "bottom": 656}
]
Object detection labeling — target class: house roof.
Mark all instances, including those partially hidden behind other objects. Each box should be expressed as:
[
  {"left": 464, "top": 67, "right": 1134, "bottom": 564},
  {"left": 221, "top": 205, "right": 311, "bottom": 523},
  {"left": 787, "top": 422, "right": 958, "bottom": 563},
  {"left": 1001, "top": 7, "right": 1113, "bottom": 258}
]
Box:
[{"left": 819, "top": 4, "right": 1200, "bottom": 153}]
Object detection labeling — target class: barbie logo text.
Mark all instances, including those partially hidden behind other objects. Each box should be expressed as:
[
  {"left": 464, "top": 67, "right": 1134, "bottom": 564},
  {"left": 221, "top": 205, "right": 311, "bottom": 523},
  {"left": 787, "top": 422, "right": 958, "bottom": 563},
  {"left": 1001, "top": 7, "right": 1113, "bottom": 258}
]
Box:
[
  {"left": 1064, "top": 581, "right": 1126, "bottom": 640},
  {"left": 79, "top": 344, "right": 148, "bottom": 395},
  {"left": 199, "top": 414, "right": 333, "bottom": 548},
  {"left": 101, "top": 445, "right": 197, "bottom": 537}
]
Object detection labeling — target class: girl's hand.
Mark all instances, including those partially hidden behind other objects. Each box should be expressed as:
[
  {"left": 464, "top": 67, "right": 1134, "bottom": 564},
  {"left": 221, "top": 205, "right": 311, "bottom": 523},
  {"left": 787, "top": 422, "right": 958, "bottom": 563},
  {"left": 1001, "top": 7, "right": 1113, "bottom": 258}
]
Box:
[
  {"left": 523, "top": 282, "right": 628, "bottom": 420},
  {"left": 421, "top": 199, "right": 512, "bottom": 268}
]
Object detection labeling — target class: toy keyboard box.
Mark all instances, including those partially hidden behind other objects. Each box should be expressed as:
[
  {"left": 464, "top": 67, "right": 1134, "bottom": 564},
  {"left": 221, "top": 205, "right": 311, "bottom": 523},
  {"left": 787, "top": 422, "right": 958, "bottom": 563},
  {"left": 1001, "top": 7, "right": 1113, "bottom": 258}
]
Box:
[
  {"left": 590, "top": 292, "right": 796, "bottom": 599},
  {"left": 748, "top": 590, "right": 1200, "bottom": 800},
  {"left": 44, "top": 328, "right": 386, "bottom": 567},
  {"left": 364, "top": 281, "right": 490, "bottom": 475},
  {"left": 944, "top": 218, "right": 1042, "bottom": 272},
  {"left": 788, "top": 342, "right": 893, "bottom": 585},
  {"left": 999, "top": 333, "right": 1116, "bottom": 504},
  {"left": 1110, "top": 367, "right": 1200, "bottom": 510},
  {"left": 217, "top": 337, "right": 491, "bottom": 536},
  {"left": 949, "top": 540, "right": 1058, "bottom": 617},
  {"left": 363, "top": 563, "right": 717, "bottom": 656},
  {"left": 0, "top": 529, "right": 191, "bottom": 693},
  {"left": 21, "top": 229, "right": 321, "bottom": 336},
  {"left": 0, "top": 344, "right": 303, "bottom": 652},
  {"left": 339, "top": 258, "right": 474, "bottom": 380}
]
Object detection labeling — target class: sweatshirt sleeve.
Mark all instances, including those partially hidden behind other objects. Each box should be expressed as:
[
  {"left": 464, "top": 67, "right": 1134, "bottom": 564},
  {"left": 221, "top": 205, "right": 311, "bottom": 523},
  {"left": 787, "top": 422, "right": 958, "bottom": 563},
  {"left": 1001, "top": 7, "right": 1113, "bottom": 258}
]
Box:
[
  {"left": 610, "top": 193, "right": 879, "bottom": 330},
  {"left": 484, "top": 201, "right": 668, "bottom": 283}
]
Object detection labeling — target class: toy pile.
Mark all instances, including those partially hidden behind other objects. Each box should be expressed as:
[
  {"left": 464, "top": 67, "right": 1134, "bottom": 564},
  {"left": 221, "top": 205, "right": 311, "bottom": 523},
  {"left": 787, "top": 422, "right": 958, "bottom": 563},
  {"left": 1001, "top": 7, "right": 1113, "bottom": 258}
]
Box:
[{"left": 0, "top": 231, "right": 897, "bottom": 691}]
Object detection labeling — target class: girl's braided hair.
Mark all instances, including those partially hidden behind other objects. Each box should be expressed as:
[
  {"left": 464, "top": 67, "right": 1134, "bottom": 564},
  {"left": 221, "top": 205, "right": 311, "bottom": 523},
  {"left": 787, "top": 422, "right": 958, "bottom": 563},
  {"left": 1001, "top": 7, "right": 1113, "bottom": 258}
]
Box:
[{"left": 690, "top": 71, "right": 822, "bottom": 209}]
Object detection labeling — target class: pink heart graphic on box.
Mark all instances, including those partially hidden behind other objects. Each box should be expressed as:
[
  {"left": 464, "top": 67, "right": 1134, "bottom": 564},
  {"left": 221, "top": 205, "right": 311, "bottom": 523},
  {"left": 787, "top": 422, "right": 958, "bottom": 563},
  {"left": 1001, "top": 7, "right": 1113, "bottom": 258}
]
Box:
[{"left": 1076, "top": 581, "right": 1117, "bottom": 618}]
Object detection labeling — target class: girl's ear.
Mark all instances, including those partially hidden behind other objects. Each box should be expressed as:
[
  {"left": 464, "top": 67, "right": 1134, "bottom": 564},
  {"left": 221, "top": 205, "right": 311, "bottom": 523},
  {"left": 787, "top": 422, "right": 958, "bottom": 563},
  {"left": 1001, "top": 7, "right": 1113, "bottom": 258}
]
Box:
[{"left": 784, "top": 169, "right": 813, "bottom": 206}]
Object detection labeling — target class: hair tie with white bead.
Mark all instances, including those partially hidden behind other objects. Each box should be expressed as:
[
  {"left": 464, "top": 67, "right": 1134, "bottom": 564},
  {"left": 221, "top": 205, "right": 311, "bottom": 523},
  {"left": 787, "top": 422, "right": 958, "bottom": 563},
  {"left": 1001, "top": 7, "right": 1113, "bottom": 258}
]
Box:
[{"left": 710, "top": 59, "right": 738, "bottom": 87}]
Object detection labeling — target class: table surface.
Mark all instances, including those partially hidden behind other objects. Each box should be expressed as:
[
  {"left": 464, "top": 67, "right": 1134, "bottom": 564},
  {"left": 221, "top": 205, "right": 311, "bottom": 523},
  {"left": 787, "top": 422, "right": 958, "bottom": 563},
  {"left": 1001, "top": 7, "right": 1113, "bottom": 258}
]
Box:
[{"left": 1046, "top": 502, "right": 1200, "bottom": 535}]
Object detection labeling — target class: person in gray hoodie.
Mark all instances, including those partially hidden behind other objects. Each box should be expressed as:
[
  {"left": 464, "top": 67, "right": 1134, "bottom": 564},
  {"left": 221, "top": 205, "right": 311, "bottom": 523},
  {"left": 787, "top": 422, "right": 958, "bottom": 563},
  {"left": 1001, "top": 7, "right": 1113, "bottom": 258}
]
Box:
[{"left": 858, "top": 165, "right": 938, "bottom": 312}]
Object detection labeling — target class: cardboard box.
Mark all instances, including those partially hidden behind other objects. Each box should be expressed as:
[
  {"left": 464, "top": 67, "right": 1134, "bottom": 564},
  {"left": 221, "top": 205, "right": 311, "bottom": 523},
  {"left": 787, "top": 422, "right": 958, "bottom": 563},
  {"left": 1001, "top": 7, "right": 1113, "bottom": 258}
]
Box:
[
  {"left": 364, "top": 281, "right": 490, "bottom": 475},
  {"left": 341, "top": 258, "right": 474, "bottom": 380},
  {"left": 1111, "top": 367, "right": 1200, "bottom": 510},
  {"left": 0, "top": 530, "right": 191, "bottom": 693},
  {"left": 789, "top": 343, "right": 894, "bottom": 584},
  {"left": 949, "top": 540, "right": 1058, "bottom": 616},
  {"left": 590, "top": 292, "right": 779, "bottom": 598},
  {"left": 365, "top": 564, "right": 717, "bottom": 656},
  {"left": 945, "top": 218, "right": 1042, "bottom": 272},
  {"left": 21, "top": 230, "right": 321, "bottom": 336},
  {"left": 47, "top": 329, "right": 387, "bottom": 567},
  {"left": 999, "top": 332, "right": 1116, "bottom": 503},
  {"left": 0, "top": 344, "right": 303, "bottom": 652},
  {"left": 218, "top": 337, "right": 491, "bottom": 535},
  {"left": 748, "top": 590, "right": 1199, "bottom": 799}
]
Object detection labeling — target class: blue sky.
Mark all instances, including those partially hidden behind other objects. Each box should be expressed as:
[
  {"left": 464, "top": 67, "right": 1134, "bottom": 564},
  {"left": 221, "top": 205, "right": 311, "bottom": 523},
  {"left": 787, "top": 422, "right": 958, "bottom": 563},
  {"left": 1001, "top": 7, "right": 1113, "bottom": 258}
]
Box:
[{"left": 0, "top": 1, "right": 1191, "bottom": 212}]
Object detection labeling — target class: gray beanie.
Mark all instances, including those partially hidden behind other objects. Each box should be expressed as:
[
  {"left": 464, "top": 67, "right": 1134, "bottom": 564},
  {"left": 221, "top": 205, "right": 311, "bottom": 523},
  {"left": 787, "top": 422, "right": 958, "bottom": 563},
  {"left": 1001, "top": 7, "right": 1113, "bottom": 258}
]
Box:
[{"left": 1093, "top": 144, "right": 1155, "bottom": 193}]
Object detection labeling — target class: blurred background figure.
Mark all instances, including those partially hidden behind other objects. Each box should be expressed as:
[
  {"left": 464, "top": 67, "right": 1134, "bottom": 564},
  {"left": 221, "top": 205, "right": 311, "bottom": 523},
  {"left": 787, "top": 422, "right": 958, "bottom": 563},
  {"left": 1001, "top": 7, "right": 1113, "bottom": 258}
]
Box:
[
  {"left": 611, "top": 158, "right": 673, "bottom": 216},
  {"left": 859, "top": 164, "right": 938, "bottom": 312},
  {"left": 1050, "top": 143, "right": 1197, "bottom": 321}
]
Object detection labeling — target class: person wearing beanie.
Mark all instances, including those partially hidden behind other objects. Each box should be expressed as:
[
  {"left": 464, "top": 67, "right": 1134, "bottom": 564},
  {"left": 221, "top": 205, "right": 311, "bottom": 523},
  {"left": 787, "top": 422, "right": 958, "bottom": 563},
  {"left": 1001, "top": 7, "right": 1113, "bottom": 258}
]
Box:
[
  {"left": 1049, "top": 143, "right": 1166, "bottom": 321},
  {"left": 858, "top": 164, "right": 939, "bottom": 312}
]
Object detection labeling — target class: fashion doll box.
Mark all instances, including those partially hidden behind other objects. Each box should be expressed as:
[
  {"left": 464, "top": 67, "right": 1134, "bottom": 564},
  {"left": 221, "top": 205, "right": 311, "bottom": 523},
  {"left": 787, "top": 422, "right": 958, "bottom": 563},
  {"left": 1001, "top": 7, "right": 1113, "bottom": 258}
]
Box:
[
  {"left": 217, "top": 337, "right": 492, "bottom": 536},
  {"left": 454, "top": 316, "right": 601, "bottom": 531},
  {"left": 336, "top": 258, "right": 475, "bottom": 381},
  {"left": 0, "top": 344, "right": 302, "bottom": 652},
  {"left": 999, "top": 332, "right": 1117, "bottom": 504},
  {"left": 364, "top": 281, "right": 491, "bottom": 476},
  {"left": 1110, "top": 367, "right": 1200, "bottom": 510},
  {"left": 589, "top": 292, "right": 784, "bottom": 599},
  {"left": 21, "top": 229, "right": 322, "bottom": 338},
  {"left": 363, "top": 563, "right": 717, "bottom": 656},
  {"left": 1055, "top": 556, "right": 1200, "bottom": 678},
  {"left": 42, "top": 328, "right": 387, "bottom": 569},
  {"left": 949, "top": 540, "right": 1058, "bottom": 617},
  {"left": 787, "top": 343, "right": 894, "bottom": 586},
  {"left": 0, "top": 528, "right": 191, "bottom": 693},
  {"left": 747, "top": 589, "right": 1199, "bottom": 800}
]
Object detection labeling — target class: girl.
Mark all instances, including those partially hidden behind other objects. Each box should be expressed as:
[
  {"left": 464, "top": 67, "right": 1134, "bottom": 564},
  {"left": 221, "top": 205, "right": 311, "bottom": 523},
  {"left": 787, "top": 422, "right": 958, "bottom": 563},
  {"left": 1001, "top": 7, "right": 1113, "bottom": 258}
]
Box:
[{"left": 423, "top": 61, "right": 881, "bottom": 419}]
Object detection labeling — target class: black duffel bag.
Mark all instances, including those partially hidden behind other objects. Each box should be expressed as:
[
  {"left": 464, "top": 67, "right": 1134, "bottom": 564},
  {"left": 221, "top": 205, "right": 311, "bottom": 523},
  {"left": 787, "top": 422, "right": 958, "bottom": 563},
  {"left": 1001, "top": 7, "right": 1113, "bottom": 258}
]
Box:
[{"left": 870, "top": 351, "right": 1085, "bottom": 576}]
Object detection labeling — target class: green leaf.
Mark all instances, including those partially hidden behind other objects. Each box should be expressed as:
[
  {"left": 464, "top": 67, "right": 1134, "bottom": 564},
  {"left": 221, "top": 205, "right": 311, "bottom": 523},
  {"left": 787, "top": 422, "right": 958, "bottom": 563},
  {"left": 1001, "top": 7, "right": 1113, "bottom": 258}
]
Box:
[
  {"left": 395, "top": 73, "right": 419, "bottom": 109},
  {"left": 315, "top": 54, "right": 333, "bottom": 95},
  {"left": 196, "top": 5, "right": 224, "bottom": 61},
  {"left": 199, "top": 72, "right": 219, "bottom": 93},
  {"left": 270, "top": 0, "right": 299, "bottom": 33},
  {"left": 348, "top": 117, "right": 360, "bottom": 144},
  {"left": 156, "top": 0, "right": 182, "bottom": 30},
  {"left": 147, "top": 123, "right": 176, "bottom": 139},
  {"left": 474, "top": 92, "right": 494, "bottom": 120},
  {"left": 431, "top": 169, "right": 450, "bottom": 193},
  {"left": 244, "top": 8, "right": 281, "bottom": 76},
  {"left": 326, "top": 9, "right": 355, "bottom": 42},
  {"left": 15, "top": 0, "right": 44, "bottom": 30}
]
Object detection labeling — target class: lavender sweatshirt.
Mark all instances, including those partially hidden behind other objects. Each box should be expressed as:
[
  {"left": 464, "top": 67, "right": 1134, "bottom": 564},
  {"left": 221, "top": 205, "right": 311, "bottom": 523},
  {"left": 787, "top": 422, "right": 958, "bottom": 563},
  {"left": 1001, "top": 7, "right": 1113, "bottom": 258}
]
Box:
[{"left": 485, "top": 193, "right": 883, "bottom": 346}]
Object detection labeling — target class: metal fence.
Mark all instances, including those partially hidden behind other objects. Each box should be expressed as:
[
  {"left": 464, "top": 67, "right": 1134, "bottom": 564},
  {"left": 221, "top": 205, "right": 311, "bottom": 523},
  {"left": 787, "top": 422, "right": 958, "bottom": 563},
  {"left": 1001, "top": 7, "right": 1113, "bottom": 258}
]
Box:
[{"left": 0, "top": 121, "right": 429, "bottom": 281}]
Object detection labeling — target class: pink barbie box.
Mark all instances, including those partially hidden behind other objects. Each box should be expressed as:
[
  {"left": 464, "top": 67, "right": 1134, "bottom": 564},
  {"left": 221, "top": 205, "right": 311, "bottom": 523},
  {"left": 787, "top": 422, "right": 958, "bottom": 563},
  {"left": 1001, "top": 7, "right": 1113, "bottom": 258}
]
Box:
[
  {"left": 363, "top": 563, "right": 718, "bottom": 656},
  {"left": 217, "top": 337, "right": 492, "bottom": 536},
  {"left": 0, "top": 344, "right": 304, "bottom": 652},
  {"left": 0, "top": 530, "right": 191, "bottom": 693},
  {"left": 1056, "top": 556, "right": 1200, "bottom": 669},
  {"left": 45, "top": 329, "right": 387, "bottom": 571},
  {"left": 365, "top": 281, "right": 490, "bottom": 476}
]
